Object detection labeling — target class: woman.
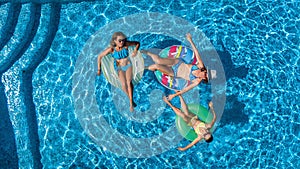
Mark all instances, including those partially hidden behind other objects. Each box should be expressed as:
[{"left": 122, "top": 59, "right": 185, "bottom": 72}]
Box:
[
  {"left": 142, "top": 33, "right": 209, "bottom": 100},
  {"left": 97, "top": 32, "right": 140, "bottom": 112},
  {"left": 163, "top": 95, "right": 216, "bottom": 151}
]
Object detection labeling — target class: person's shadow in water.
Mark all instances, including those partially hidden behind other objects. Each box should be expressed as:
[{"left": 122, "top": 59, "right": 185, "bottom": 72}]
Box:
[{"left": 217, "top": 43, "right": 250, "bottom": 127}]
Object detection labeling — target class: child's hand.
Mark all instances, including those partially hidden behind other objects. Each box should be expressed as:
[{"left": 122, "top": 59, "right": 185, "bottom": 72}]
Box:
[
  {"left": 209, "top": 101, "right": 213, "bottom": 108},
  {"left": 131, "top": 50, "right": 137, "bottom": 57},
  {"left": 186, "top": 33, "right": 192, "bottom": 41},
  {"left": 177, "top": 147, "right": 185, "bottom": 151}
]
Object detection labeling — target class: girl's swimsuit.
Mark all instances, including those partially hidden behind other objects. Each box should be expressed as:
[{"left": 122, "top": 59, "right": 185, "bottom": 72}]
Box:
[
  {"left": 112, "top": 47, "right": 132, "bottom": 71},
  {"left": 171, "top": 60, "right": 203, "bottom": 81},
  {"left": 187, "top": 116, "right": 208, "bottom": 137},
  {"left": 189, "top": 65, "right": 200, "bottom": 81},
  {"left": 194, "top": 122, "right": 207, "bottom": 136},
  {"left": 171, "top": 60, "right": 184, "bottom": 77}
]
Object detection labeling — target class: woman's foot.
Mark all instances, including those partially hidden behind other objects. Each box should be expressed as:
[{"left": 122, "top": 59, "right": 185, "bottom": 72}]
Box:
[
  {"left": 130, "top": 105, "right": 134, "bottom": 112},
  {"left": 129, "top": 100, "right": 135, "bottom": 112}
]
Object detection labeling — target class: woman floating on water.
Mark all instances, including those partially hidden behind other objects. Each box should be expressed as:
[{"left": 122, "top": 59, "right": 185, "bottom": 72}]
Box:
[
  {"left": 163, "top": 95, "right": 216, "bottom": 151},
  {"left": 97, "top": 32, "right": 140, "bottom": 112},
  {"left": 142, "top": 33, "right": 214, "bottom": 100}
]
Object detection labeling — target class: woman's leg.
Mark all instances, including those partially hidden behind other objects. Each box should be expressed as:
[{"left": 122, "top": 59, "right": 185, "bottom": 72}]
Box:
[
  {"left": 125, "top": 66, "right": 134, "bottom": 112},
  {"left": 142, "top": 50, "right": 178, "bottom": 66},
  {"left": 142, "top": 50, "right": 180, "bottom": 76},
  {"left": 118, "top": 70, "right": 132, "bottom": 110},
  {"left": 148, "top": 64, "right": 174, "bottom": 76},
  {"left": 163, "top": 96, "right": 189, "bottom": 123}
]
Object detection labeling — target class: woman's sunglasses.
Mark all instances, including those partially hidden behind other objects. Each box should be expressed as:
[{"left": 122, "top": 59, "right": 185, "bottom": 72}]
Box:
[{"left": 118, "top": 39, "right": 126, "bottom": 43}]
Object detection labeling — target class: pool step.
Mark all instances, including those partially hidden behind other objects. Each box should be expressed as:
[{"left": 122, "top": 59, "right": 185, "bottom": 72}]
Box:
[
  {"left": 0, "top": 3, "right": 41, "bottom": 73},
  {"left": 0, "top": 3, "right": 21, "bottom": 53},
  {"left": 0, "top": 3, "right": 10, "bottom": 29},
  {"left": 21, "top": 3, "right": 61, "bottom": 167},
  {"left": 2, "top": 2, "right": 61, "bottom": 168},
  {"left": 1, "top": 3, "right": 42, "bottom": 169},
  {"left": 0, "top": 79, "right": 18, "bottom": 169}
]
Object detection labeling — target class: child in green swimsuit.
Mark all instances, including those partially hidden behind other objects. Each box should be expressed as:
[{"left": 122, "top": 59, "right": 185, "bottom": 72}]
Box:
[{"left": 163, "top": 95, "right": 217, "bottom": 151}]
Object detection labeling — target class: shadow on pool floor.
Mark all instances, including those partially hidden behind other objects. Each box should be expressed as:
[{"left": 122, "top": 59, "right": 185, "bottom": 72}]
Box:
[
  {"left": 217, "top": 45, "right": 249, "bottom": 127},
  {"left": 0, "top": 80, "right": 18, "bottom": 168}
]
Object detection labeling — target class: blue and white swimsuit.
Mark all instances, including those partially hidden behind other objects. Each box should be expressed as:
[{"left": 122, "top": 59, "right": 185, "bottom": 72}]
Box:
[
  {"left": 112, "top": 47, "right": 132, "bottom": 72},
  {"left": 171, "top": 59, "right": 200, "bottom": 81}
]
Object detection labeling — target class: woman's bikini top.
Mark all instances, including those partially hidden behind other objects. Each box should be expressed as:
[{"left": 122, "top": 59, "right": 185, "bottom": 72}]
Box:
[{"left": 112, "top": 47, "right": 129, "bottom": 59}]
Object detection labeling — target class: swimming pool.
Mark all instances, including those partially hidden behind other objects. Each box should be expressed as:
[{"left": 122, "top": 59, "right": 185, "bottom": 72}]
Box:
[{"left": 1, "top": 0, "right": 299, "bottom": 168}]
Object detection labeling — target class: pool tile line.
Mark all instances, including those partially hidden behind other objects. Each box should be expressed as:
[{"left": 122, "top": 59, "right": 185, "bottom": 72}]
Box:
[
  {"left": 20, "top": 72, "right": 43, "bottom": 169},
  {"left": 20, "top": 3, "right": 61, "bottom": 168},
  {"left": 0, "top": 3, "right": 21, "bottom": 52}
]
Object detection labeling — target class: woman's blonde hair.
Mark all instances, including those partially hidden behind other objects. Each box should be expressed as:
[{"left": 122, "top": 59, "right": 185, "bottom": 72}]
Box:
[{"left": 110, "top": 32, "right": 127, "bottom": 47}]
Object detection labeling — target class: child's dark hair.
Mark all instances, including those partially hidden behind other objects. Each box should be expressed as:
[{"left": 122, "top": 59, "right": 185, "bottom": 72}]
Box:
[{"left": 205, "top": 135, "right": 213, "bottom": 143}]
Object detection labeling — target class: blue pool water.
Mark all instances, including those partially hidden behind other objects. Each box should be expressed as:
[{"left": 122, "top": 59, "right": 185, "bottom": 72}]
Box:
[{"left": 0, "top": 0, "right": 299, "bottom": 168}]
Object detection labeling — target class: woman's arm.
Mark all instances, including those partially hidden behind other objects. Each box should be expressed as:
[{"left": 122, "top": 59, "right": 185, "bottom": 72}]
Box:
[
  {"left": 186, "top": 33, "right": 205, "bottom": 69},
  {"left": 126, "top": 41, "right": 140, "bottom": 56},
  {"left": 167, "top": 79, "right": 201, "bottom": 100},
  {"left": 97, "top": 47, "right": 112, "bottom": 75},
  {"left": 177, "top": 136, "right": 201, "bottom": 151},
  {"left": 206, "top": 101, "right": 217, "bottom": 129}
]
